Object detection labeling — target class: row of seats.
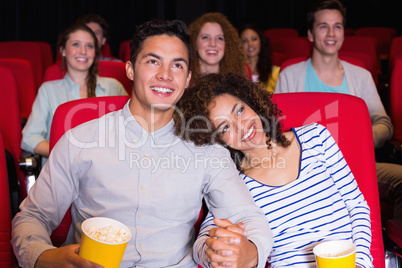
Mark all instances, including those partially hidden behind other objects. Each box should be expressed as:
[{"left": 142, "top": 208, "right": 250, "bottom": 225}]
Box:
[
  {"left": 1, "top": 33, "right": 401, "bottom": 266},
  {"left": 0, "top": 68, "right": 395, "bottom": 268},
  {"left": 0, "top": 41, "right": 53, "bottom": 90},
  {"left": 0, "top": 41, "right": 133, "bottom": 222},
  {"left": 0, "top": 41, "right": 133, "bottom": 120},
  {"left": 264, "top": 27, "right": 402, "bottom": 86},
  {"left": 264, "top": 26, "right": 398, "bottom": 60},
  {"left": 268, "top": 35, "right": 380, "bottom": 84}
]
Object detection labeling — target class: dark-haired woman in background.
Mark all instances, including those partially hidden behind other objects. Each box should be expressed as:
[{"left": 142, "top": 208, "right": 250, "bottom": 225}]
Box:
[{"left": 240, "top": 23, "right": 280, "bottom": 93}]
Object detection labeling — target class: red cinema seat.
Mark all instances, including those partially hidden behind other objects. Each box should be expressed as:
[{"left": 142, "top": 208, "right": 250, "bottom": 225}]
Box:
[
  {"left": 271, "top": 92, "right": 385, "bottom": 268},
  {"left": 0, "top": 132, "right": 13, "bottom": 268},
  {"left": 264, "top": 28, "right": 299, "bottom": 39},
  {"left": 0, "top": 58, "right": 37, "bottom": 119},
  {"left": 269, "top": 37, "right": 313, "bottom": 61},
  {"left": 48, "top": 96, "right": 205, "bottom": 268},
  {"left": 48, "top": 96, "right": 130, "bottom": 247},
  {"left": 340, "top": 36, "right": 379, "bottom": 84},
  {"left": 101, "top": 42, "right": 112, "bottom": 58},
  {"left": 279, "top": 56, "right": 308, "bottom": 71},
  {"left": 34, "top": 41, "right": 54, "bottom": 73},
  {"left": 389, "top": 36, "right": 402, "bottom": 71},
  {"left": 0, "top": 67, "right": 27, "bottom": 205},
  {"left": 118, "top": 40, "right": 130, "bottom": 62},
  {"left": 42, "top": 63, "right": 65, "bottom": 82},
  {"left": 98, "top": 61, "right": 132, "bottom": 94},
  {"left": 390, "top": 58, "right": 402, "bottom": 142},
  {"left": 355, "top": 27, "right": 397, "bottom": 60},
  {"left": 0, "top": 41, "right": 44, "bottom": 89}
]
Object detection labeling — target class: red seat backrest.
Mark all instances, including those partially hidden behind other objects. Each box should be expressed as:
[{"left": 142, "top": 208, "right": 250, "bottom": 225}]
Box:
[
  {"left": 389, "top": 36, "right": 402, "bottom": 71},
  {"left": 354, "top": 27, "right": 397, "bottom": 59},
  {"left": 98, "top": 61, "right": 132, "bottom": 94},
  {"left": 338, "top": 54, "right": 367, "bottom": 70},
  {"left": 42, "top": 63, "right": 65, "bottom": 82},
  {"left": 0, "top": 66, "right": 27, "bottom": 199},
  {"left": 272, "top": 52, "right": 286, "bottom": 67},
  {"left": 101, "top": 42, "right": 112, "bottom": 58},
  {"left": 272, "top": 92, "right": 384, "bottom": 268},
  {"left": 34, "top": 41, "right": 54, "bottom": 73},
  {"left": 269, "top": 37, "right": 313, "bottom": 61},
  {"left": 0, "top": 41, "right": 44, "bottom": 89},
  {"left": 340, "top": 36, "right": 379, "bottom": 83},
  {"left": 49, "top": 96, "right": 130, "bottom": 246},
  {"left": 279, "top": 56, "right": 309, "bottom": 71},
  {"left": 0, "top": 132, "right": 13, "bottom": 268},
  {"left": 48, "top": 96, "right": 205, "bottom": 259},
  {"left": 390, "top": 58, "right": 402, "bottom": 141},
  {"left": 118, "top": 40, "right": 130, "bottom": 62},
  {"left": 0, "top": 58, "right": 37, "bottom": 119},
  {"left": 264, "top": 28, "right": 299, "bottom": 39},
  {"left": 344, "top": 28, "right": 355, "bottom": 36}
]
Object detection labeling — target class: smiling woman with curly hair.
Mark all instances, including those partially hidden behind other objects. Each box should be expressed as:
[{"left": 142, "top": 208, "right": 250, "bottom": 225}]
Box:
[
  {"left": 174, "top": 72, "right": 373, "bottom": 268},
  {"left": 174, "top": 72, "right": 287, "bottom": 170},
  {"left": 187, "top": 12, "right": 249, "bottom": 84}
]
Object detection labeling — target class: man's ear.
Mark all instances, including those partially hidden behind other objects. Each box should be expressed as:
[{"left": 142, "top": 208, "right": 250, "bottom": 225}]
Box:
[
  {"left": 126, "top": 61, "right": 134, "bottom": 81},
  {"left": 307, "top": 29, "right": 314, "bottom": 42},
  {"left": 100, "top": 37, "right": 107, "bottom": 47},
  {"left": 185, "top": 71, "right": 192, "bottom": 89}
]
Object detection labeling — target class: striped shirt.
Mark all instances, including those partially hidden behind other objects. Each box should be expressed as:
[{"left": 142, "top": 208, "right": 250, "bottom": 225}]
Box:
[{"left": 194, "top": 123, "right": 373, "bottom": 268}]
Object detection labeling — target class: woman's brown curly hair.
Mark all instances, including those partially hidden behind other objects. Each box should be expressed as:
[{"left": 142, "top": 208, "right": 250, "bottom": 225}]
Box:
[
  {"left": 188, "top": 12, "right": 248, "bottom": 83},
  {"left": 57, "top": 23, "right": 100, "bottom": 98},
  {"left": 174, "top": 73, "right": 290, "bottom": 171}
]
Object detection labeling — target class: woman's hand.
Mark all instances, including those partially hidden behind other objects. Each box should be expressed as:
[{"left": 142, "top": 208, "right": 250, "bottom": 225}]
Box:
[{"left": 206, "top": 218, "right": 258, "bottom": 268}]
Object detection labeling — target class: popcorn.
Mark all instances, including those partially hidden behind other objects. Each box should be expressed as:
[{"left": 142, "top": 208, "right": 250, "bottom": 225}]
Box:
[{"left": 87, "top": 225, "right": 130, "bottom": 243}]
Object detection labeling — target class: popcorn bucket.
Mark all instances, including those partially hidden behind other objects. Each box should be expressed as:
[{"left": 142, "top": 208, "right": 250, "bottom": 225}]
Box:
[
  {"left": 79, "top": 217, "right": 131, "bottom": 268},
  {"left": 313, "top": 240, "right": 356, "bottom": 268}
]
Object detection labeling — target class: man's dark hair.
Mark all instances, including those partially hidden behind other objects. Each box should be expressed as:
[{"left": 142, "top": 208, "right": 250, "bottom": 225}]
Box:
[
  {"left": 307, "top": 0, "right": 346, "bottom": 31},
  {"left": 75, "top": 13, "right": 110, "bottom": 41},
  {"left": 129, "top": 19, "right": 191, "bottom": 70}
]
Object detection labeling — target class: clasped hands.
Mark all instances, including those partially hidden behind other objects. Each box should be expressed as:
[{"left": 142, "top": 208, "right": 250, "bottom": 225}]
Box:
[{"left": 205, "top": 218, "right": 258, "bottom": 268}]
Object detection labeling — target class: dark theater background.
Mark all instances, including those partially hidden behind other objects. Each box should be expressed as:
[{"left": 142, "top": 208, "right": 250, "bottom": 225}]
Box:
[{"left": 1, "top": 0, "right": 401, "bottom": 59}]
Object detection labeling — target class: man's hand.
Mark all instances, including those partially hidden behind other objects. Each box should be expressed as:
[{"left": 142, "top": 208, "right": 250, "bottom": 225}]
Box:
[
  {"left": 206, "top": 218, "right": 258, "bottom": 268},
  {"left": 35, "top": 244, "right": 103, "bottom": 268}
]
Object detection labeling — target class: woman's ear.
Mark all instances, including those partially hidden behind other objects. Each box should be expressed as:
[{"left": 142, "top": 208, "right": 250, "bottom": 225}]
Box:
[{"left": 60, "top": 47, "right": 66, "bottom": 58}]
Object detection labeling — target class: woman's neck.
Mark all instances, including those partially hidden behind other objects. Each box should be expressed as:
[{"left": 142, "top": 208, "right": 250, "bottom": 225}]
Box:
[
  {"left": 199, "top": 61, "right": 219, "bottom": 74},
  {"left": 247, "top": 56, "right": 259, "bottom": 75},
  {"left": 242, "top": 143, "right": 280, "bottom": 171},
  {"left": 68, "top": 69, "right": 89, "bottom": 98},
  {"left": 68, "top": 69, "right": 88, "bottom": 86}
]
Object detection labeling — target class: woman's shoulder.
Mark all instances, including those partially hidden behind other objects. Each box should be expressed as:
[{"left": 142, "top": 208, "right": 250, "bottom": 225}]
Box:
[
  {"left": 37, "top": 78, "right": 66, "bottom": 94},
  {"left": 292, "top": 123, "right": 328, "bottom": 136}
]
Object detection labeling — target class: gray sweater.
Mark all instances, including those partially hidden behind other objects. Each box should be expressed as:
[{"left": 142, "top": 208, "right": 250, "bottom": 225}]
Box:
[{"left": 275, "top": 59, "right": 393, "bottom": 149}]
